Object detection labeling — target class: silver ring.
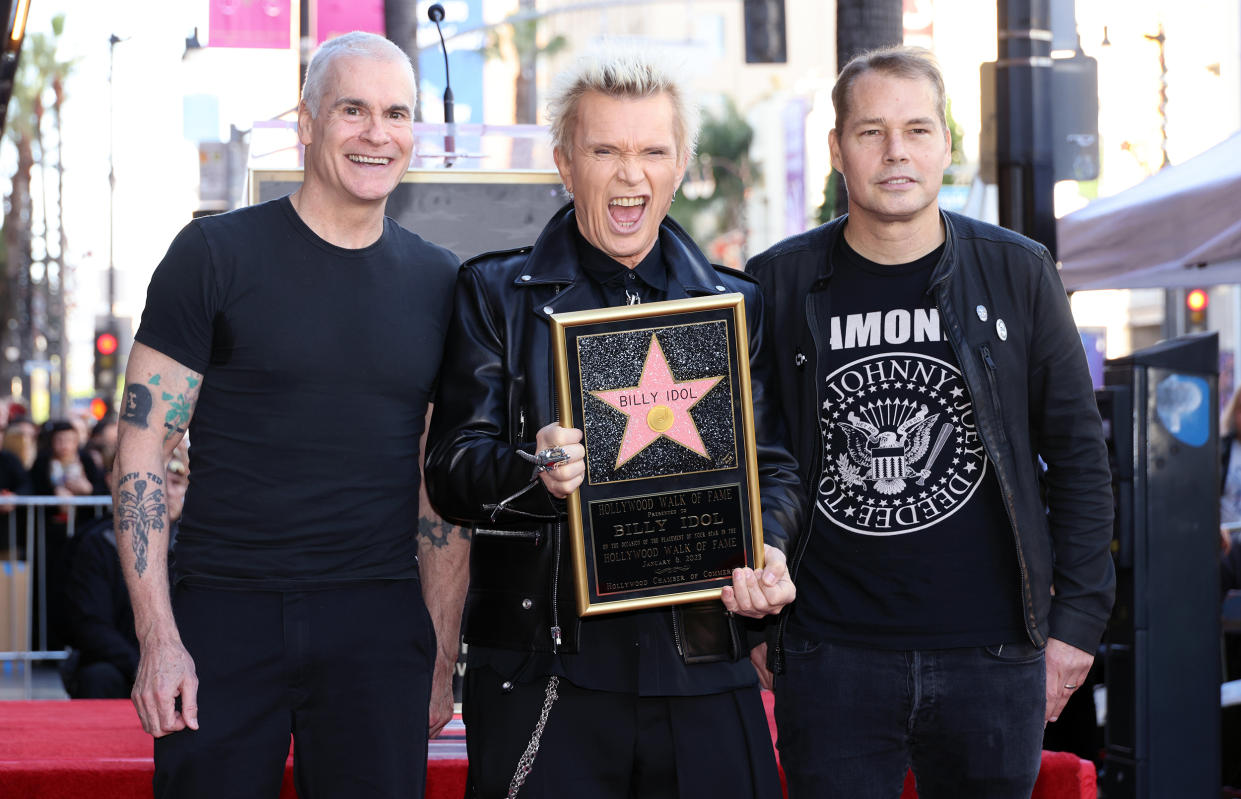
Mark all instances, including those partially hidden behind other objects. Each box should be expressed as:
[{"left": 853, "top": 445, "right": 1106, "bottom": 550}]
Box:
[{"left": 1063, "top": 683, "right": 1077, "bottom": 690}]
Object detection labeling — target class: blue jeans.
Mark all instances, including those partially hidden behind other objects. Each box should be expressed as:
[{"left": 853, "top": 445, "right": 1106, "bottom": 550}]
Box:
[{"left": 773, "top": 637, "right": 1045, "bottom": 799}]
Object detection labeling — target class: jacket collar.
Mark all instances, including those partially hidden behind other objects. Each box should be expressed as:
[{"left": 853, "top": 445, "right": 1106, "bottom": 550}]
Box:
[
  {"left": 812, "top": 209, "right": 959, "bottom": 292},
  {"left": 517, "top": 202, "right": 730, "bottom": 318}
]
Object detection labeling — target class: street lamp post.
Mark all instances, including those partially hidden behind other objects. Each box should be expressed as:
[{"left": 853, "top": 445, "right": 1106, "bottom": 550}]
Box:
[{"left": 107, "top": 33, "right": 124, "bottom": 322}]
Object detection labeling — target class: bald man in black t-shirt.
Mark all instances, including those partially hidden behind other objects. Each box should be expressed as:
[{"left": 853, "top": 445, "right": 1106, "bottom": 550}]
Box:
[{"left": 114, "top": 32, "right": 459, "bottom": 799}]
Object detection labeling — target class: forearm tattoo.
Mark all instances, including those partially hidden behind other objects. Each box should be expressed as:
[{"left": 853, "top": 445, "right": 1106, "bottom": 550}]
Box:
[
  {"left": 153, "top": 374, "right": 202, "bottom": 442},
  {"left": 119, "top": 372, "right": 202, "bottom": 442},
  {"left": 418, "top": 515, "right": 470, "bottom": 548},
  {"left": 116, "top": 472, "right": 167, "bottom": 577},
  {"left": 120, "top": 384, "right": 153, "bottom": 428}
]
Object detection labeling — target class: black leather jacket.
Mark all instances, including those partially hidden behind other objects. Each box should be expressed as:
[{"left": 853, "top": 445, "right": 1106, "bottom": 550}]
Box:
[
  {"left": 747, "top": 211, "right": 1116, "bottom": 674},
  {"left": 425, "top": 205, "right": 803, "bottom": 660}
]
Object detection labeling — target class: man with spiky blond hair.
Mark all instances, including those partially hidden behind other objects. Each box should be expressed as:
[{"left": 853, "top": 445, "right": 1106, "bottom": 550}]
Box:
[{"left": 426, "top": 45, "right": 802, "bottom": 798}]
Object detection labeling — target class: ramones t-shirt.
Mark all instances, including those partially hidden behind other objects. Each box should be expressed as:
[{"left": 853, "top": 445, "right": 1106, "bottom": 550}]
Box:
[
  {"left": 787, "top": 234, "right": 1026, "bottom": 649},
  {"left": 135, "top": 197, "right": 459, "bottom": 588}
]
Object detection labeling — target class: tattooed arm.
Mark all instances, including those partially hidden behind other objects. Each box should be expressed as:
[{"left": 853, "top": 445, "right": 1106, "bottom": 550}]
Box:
[
  {"left": 114, "top": 341, "right": 203, "bottom": 737},
  {"left": 417, "top": 402, "right": 471, "bottom": 738}
]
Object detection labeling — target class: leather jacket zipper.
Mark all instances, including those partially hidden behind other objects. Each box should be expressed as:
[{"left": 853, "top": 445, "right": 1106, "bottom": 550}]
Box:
[
  {"left": 978, "top": 343, "right": 1040, "bottom": 645},
  {"left": 550, "top": 520, "right": 562, "bottom": 651},
  {"left": 518, "top": 408, "right": 526, "bottom": 444},
  {"left": 671, "top": 607, "right": 685, "bottom": 657}
]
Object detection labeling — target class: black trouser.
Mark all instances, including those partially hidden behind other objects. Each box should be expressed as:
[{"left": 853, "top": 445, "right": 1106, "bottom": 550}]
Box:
[
  {"left": 154, "top": 580, "right": 435, "bottom": 799},
  {"left": 775, "top": 636, "right": 1045, "bottom": 799},
  {"left": 463, "top": 665, "right": 782, "bottom": 799}
]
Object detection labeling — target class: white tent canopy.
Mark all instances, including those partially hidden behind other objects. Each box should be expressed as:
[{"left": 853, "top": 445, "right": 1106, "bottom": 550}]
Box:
[{"left": 1057, "top": 131, "right": 1241, "bottom": 291}]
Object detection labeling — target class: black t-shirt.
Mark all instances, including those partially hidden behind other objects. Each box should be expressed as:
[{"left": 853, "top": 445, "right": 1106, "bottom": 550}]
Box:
[
  {"left": 135, "top": 196, "right": 459, "bottom": 588},
  {"left": 788, "top": 233, "right": 1026, "bottom": 649}
]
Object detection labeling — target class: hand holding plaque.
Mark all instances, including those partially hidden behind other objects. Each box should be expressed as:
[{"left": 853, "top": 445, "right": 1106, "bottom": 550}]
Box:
[
  {"left": 550, "top": 295, "right": 766, "bottom": 616},
  {"left": 533, "top": 424, "right": 584, "bottom": 499},
  {"left": 720, "top": 544, "right": 795, "bottom": 619}
]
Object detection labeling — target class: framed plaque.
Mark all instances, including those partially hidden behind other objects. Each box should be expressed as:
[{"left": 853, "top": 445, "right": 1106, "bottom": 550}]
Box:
[{"left": 550, "top": 295, "right": 764, "bottom": 616}]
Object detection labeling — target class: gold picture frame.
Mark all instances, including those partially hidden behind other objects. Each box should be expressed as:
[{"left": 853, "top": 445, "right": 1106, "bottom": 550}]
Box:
[{"left": 550, "top": 295, "right": 765, "bottom": 616}]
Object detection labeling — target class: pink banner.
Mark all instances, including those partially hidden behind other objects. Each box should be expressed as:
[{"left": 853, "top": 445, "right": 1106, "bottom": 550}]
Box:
[
  {"left": 315, "top": 0, "right": 385, "bottom": 45},
  {"left": 209, "top": 0, "right": 291, "bottom": 49}
]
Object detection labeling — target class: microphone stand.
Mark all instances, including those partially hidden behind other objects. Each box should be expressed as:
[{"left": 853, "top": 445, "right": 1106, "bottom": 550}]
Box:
[{"left": 427, "top": 3, "right": 455, "bottom": 166}]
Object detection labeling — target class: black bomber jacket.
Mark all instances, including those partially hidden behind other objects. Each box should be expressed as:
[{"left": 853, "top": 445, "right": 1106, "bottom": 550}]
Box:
[
  {"left": 747, "top": 210, "right": 1116, "bottom": 674},
  {"left": 425, "top": 204, "right": 804, "bottom": 661}
]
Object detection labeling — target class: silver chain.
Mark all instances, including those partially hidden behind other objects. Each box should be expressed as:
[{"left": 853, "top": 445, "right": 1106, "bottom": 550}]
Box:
[
  {"left": 626, "top": 289, "right": 641, "bottom": 305},
  {"left": 506, "top": 675, "right": 560, "bottom": 798}
]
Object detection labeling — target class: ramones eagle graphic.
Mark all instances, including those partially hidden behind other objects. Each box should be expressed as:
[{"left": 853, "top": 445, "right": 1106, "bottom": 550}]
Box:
[
  {"left": 818, "top": 352, "right": 988, "bottom": 537},
  {"left": 835, "top": 400, "right": 953, "bottom": 495}
]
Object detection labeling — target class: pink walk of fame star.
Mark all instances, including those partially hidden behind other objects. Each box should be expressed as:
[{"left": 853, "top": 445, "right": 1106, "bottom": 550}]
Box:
[{"left": 591, "top": 334, "right": 724, "bottom": 469}]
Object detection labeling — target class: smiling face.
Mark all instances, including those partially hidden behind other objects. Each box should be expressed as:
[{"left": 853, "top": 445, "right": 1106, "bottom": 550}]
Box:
[
  {"left": 829, "top": 70, "right": 952, "bottom": 230},
  {"left": 298, "top": 54, "right": 415, "bottom": 209},
  {"left": 554, "top": 91, "right": 688, "bottom": 269}
]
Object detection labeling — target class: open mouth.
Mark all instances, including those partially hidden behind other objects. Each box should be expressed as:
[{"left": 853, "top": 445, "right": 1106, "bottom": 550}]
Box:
[
  {"left": 880, "top": 177, "right": 916, "bottom": 187},
  {"left": 348, "top": 154, "right": 392, "bottom": 165},
  {"left": 608, "top": 196, "right": 647, "bottom": 229}
]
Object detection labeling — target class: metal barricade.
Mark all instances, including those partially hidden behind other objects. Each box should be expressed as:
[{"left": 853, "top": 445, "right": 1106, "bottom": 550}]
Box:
[{"left": 1, "top": 495, "right": 112, "bottom": 698}]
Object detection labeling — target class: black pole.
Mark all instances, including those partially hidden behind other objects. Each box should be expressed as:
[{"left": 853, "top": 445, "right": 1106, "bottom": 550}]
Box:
[
  {"left": 298, "top": 0, "right": 310, "bottom": 94},
  {"left": 996, "top": 0, "right": 1057, "bottom": 258}
]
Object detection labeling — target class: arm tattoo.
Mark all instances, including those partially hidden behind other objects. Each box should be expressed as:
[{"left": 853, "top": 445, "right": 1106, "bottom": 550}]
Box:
[
  {"left": 160, "top": 375, "right": 202, "bottom": 442},
  {"left": 120, "top": 384, "right": 153, "bottom": 428},
  {"left": 116, "top": 471, "right": 167, "bottom": 577},
  {"left": 418, "top": 515, "right": 470, "bottom": 548}
]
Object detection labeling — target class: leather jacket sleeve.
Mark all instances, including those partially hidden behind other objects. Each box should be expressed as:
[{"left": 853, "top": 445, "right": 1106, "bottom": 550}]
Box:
[
  {"left": 740, "top": 279, "right": 805, "bottom": 555},
  {"left": 1028, "top": 252, "right": 1116, "bottom": 652},
  {"left": 425, "top": 264, "right": 559, "bottom": 525}
]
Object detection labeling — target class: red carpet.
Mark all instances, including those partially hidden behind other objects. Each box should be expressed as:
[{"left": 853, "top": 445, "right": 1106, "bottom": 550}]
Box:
[
  {"left": 0, "top": 700, "right": 467, "bottom": 799},
  {"left": 2, "top": 696, "right": 1093, "bottom": 798}
]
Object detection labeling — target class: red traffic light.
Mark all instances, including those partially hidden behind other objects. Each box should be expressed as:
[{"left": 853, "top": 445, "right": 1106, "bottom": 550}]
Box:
[
  {"left": 1186, "top": 289, "right": 1209, "bottom": 313},
  {"left": 95, "top": 332, "right": 119, "bottom": 356},
  {"left": 89, "top": 397, "right": 109, "bottom": 420}
]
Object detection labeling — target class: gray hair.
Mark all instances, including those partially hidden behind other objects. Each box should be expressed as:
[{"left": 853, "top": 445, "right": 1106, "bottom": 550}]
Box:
[
  {"left": 832, "top": 45, "right": 947, "bottom": 133},
  {"left": 301, "top": 31, "right": 416, "bottom": 118},
  {"left": 546, "top": 44, "right": 700, "bottom": 161}
]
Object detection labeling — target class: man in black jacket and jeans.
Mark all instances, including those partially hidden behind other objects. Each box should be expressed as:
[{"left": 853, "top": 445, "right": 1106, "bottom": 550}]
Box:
[
  {"left": 426, "top": 45, "right": 803, "bottom": 799},
  {"left": 748, "top": 46, "right": 1115, "bottom": 798}
]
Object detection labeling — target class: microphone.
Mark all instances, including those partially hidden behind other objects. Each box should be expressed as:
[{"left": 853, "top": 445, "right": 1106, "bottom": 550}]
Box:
[{"left": 427, "top": 3, "right": 455, "bottom": 164}]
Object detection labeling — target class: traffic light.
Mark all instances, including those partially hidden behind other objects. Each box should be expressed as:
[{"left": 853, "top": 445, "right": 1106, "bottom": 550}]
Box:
[
  {"left": 89, "top": 397, "right": 111, "bottom": 420},
  {"left": 1051, "top": 52, "right": 1100, "bottom": 182},
  {"left": 94, "top": 320, "right": 120, "bottom": 396},
  {"left": 1186, "top": 288, "right": 1208, "bottom": 331}
]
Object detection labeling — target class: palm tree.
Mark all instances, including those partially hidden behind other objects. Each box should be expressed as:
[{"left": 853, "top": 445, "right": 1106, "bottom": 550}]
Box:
[
  {"left": 2, "top": 17, "right": 73, "bottom": 405},
  {"left": 2, "top": 32, "right": 52, "bottom": 399},
  {"left": 669, "top": 98, "right": 756, "bottom": 253},
  {"left": 478, "top": 1, "right": 567, "bottom": 166}
]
